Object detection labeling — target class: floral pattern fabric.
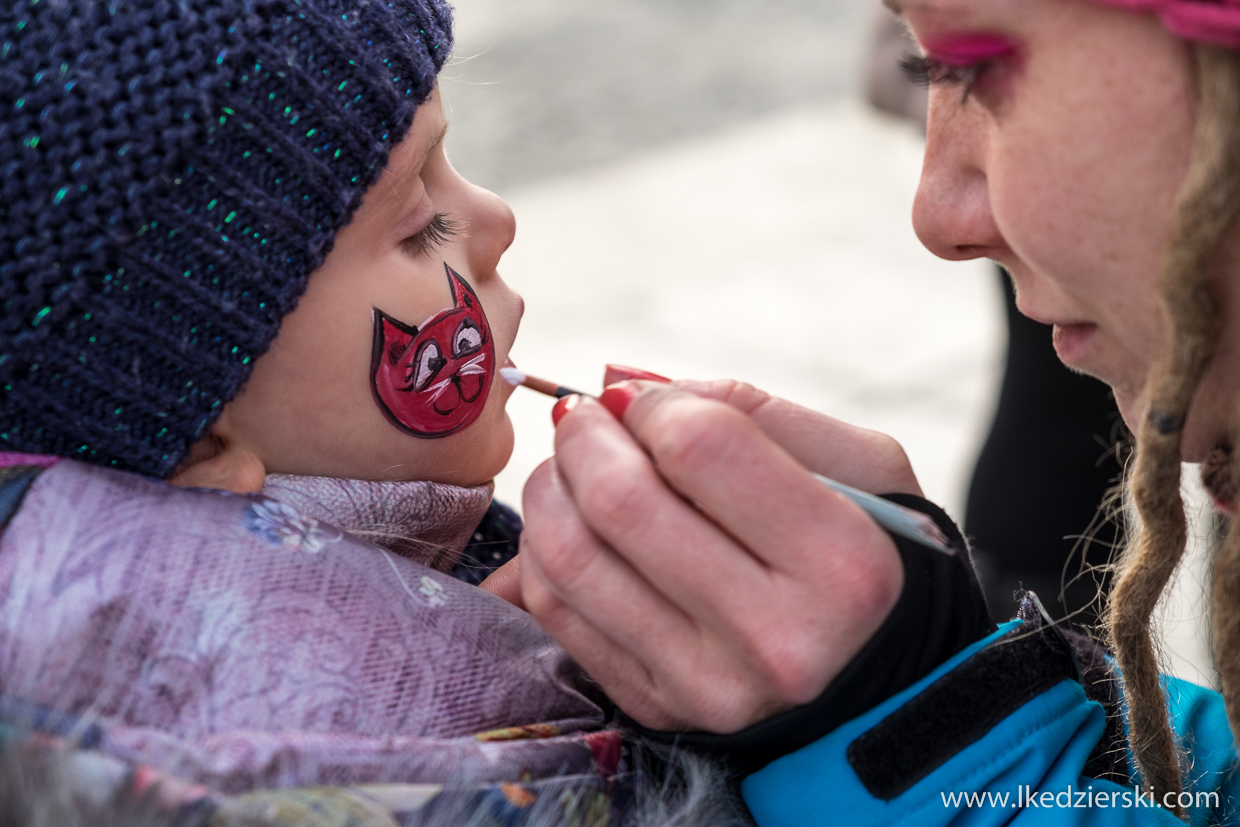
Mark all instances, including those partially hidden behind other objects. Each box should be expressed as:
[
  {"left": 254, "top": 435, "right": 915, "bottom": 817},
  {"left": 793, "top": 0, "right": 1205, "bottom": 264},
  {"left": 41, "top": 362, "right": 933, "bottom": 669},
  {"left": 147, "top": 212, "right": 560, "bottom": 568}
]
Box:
[{"left": 0, "top": 459, "right": 615, "bottom": 801}]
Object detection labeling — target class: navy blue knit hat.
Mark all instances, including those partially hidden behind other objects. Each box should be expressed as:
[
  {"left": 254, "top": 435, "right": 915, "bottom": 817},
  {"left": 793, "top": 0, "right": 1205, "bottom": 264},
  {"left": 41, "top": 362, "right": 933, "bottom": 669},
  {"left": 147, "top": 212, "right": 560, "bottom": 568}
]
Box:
[{"left": 0, "top": 0, "right": 453, "bottom": 477}]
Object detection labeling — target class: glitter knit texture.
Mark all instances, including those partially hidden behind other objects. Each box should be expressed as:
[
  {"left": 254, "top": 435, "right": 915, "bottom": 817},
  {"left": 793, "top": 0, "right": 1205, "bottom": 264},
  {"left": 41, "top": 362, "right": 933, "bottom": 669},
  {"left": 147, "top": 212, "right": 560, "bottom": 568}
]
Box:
[{"left": 0, "top": 0, "right": 453, "bottom": 477}]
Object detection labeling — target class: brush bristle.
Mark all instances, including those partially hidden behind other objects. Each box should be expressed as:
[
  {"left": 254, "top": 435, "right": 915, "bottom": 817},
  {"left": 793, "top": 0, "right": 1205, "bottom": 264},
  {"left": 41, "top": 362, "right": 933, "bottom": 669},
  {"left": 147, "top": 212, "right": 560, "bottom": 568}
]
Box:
[{"left": 499, "top": 367, "right": 526, "bottom": 387}]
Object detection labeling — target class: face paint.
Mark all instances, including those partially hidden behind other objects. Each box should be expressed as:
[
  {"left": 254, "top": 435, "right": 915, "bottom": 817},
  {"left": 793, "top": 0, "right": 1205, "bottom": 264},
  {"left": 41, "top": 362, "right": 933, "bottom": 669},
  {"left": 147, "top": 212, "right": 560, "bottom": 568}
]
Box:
[
  {"left": 371, "top": 264, "right": 495, "bottom": 439},
  {"left": 919, "top": 34, "right": 1017, "bottom": 67}
]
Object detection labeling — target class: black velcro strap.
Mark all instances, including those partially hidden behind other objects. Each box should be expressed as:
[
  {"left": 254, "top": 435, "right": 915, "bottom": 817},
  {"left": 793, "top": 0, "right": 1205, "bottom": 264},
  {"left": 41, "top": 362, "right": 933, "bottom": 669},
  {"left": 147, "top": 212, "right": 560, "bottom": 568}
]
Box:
[
  {"left": 0, "top": 465, "right": 45, "bottom": 528},
  {"left": 846, "top": 597, "right": 1079, "bottom": 800}
]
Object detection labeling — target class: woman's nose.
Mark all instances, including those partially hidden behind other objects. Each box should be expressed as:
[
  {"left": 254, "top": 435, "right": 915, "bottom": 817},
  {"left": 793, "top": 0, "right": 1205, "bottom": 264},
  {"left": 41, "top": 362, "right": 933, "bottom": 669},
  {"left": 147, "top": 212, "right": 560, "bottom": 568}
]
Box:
[{"left": 912, "top": 92, "right": 1004, "bottom": 262}]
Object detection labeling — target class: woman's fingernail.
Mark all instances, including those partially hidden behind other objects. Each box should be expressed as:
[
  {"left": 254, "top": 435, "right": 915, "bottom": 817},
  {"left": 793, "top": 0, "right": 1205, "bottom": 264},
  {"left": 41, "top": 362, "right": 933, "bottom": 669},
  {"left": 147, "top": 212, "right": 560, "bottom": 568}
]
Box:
[
  {"left": 599, "top": 383, "right": 641, "bottom": 421},
  {"left": 605, "top": 364, "right": 672, "bottom": 384},
  {"left": 551, "top": 394, "right": 582, "bottom": 427}
]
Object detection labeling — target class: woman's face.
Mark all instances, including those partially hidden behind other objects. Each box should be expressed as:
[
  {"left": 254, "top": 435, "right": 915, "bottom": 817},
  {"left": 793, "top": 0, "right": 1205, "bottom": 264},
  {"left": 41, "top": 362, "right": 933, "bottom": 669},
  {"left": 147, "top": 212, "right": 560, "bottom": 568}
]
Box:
[
  {"left": 902, "top": 0, "right": 1240, "bottom": 460},
  {"left": 208, "top": 87, "right": 523, "bottom": 487}
]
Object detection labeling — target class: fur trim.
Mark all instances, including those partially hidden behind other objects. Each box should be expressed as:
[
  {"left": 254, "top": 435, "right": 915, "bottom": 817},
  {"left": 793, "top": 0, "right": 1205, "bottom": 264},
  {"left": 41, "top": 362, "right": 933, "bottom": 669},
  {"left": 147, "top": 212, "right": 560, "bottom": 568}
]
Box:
[{"left": 0, "top": 739, "right": 754, "bottom": 827}]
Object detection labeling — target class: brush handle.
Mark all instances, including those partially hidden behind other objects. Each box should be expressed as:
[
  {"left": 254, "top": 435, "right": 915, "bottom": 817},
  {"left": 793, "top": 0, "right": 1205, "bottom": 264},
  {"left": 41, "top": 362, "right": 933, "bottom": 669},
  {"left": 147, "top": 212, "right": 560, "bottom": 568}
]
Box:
[{"left": 813, "top": 474, "right": 955, "bottom": 555}]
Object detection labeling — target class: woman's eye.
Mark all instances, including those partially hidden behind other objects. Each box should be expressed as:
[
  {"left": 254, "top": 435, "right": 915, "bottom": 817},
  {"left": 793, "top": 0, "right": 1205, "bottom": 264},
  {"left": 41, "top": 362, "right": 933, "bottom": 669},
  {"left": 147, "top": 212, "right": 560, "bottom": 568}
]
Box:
[
  {"left": 402, "top": 213, "right": 461, "bottom": 259},
  {"left": 899, "top": 54, "right": 990, "bottom": 103},
  {"left": 408, "top": 340, "right": 446, "bottom": 391},
  {"left": 452, "top": 319, "right": 483, "bottom": 357}
]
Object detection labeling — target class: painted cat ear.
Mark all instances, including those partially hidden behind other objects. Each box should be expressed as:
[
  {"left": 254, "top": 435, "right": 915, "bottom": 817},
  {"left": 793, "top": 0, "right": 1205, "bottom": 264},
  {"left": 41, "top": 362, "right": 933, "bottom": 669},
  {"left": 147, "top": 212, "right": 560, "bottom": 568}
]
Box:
[
  {"left": 373, "top": 309, "right": 419, "bottom": 366},
  {"left": 444, "top": 263, "right": 478, "bottom": 310}
]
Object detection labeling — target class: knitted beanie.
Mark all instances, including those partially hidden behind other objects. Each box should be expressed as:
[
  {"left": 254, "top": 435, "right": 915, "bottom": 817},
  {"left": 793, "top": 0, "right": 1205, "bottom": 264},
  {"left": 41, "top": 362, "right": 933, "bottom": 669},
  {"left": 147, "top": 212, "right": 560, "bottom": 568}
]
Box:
[
  {"left": 0, "top": 0, "right": 453, "bottom": 478},
  {"left": 1088, "top": 0, "right": 1240, "bottom": 48}
]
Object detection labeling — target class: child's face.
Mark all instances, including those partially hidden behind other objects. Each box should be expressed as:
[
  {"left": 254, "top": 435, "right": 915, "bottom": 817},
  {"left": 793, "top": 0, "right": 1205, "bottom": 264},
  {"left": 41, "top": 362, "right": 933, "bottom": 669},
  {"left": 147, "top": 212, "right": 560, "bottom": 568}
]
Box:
[{"left": 206, "top": 88, "right": 523, "bottom": 487}]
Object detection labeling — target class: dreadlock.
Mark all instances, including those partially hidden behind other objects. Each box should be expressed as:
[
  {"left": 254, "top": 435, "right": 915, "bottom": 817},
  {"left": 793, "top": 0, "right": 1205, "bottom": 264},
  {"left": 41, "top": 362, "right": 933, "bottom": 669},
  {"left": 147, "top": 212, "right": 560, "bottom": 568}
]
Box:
[{"left": 1107, "top": 44, "right": 1240, "bottom": 821}]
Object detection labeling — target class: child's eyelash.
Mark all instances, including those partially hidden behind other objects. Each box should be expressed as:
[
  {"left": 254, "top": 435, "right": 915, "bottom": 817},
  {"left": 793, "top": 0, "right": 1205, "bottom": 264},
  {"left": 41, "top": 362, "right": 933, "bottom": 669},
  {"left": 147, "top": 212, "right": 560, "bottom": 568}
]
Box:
[
  {"left": 402, "top": 213, "right": 461, "bottom": 258},
  {"left": 899, "top": 54, "right": 988, "bottom": 103}
]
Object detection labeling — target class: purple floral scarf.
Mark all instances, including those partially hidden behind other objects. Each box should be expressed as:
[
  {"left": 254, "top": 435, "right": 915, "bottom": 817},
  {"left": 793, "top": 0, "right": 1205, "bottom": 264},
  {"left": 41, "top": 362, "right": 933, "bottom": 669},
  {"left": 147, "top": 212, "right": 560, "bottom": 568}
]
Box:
[{"left": 0, "top": 458, "right": 619, "bottom": 805}]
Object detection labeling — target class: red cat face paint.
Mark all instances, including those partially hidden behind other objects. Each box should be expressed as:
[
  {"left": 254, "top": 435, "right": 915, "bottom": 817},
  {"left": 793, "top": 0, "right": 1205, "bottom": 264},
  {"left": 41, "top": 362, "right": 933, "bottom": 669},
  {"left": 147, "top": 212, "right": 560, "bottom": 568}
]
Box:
[
  {"left": 919, "top": 33, "right": 1017, "bottom": 66},
  {"left": 371, "top": 264, "right": 495, "bottom": 439}
]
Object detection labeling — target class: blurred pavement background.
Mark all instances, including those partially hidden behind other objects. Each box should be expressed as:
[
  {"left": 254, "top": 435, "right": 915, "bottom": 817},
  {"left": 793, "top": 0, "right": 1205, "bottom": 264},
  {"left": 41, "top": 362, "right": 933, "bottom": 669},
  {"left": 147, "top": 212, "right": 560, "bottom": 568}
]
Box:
[
  {"left": 440, "top": 0, "right": 1215, "bottom": 685},
  {"left": 443, "top": 0, "right": 1001, "bottom": 516}
]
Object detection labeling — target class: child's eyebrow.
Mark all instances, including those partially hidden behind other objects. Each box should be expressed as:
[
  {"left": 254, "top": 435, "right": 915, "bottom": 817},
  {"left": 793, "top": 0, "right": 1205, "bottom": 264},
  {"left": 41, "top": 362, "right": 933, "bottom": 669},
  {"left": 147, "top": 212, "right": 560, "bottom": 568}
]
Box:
[
  {"left": 883, "top": 0, "right": 904, "bottom": 13},
  {"left": 421, "top": 121, "right": 450, "bottom": 168},
  {"left": 385, "top": 121, "right": 450, "bottom": 208}
]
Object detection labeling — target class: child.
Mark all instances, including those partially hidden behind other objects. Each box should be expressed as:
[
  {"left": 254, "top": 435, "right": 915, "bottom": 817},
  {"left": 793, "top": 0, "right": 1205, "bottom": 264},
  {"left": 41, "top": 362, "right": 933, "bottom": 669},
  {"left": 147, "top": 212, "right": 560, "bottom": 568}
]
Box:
[{"left": 0, "top": 1, "right": 744, "bottom": 824}]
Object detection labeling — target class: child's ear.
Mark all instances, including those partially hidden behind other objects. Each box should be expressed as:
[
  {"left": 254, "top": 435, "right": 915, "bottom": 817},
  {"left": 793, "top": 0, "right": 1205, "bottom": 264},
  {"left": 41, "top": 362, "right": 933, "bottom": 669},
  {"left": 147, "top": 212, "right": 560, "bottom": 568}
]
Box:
[{"left": 168, "top": 411, "right": 267, "bottom": 493}]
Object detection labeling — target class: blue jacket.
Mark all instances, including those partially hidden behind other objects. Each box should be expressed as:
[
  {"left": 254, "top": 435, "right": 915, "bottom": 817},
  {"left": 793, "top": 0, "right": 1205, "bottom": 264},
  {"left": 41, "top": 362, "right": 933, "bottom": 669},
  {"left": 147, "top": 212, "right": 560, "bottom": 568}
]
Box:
[{"left": 743, "top": 620, "right": 1240, "bottom": 825}]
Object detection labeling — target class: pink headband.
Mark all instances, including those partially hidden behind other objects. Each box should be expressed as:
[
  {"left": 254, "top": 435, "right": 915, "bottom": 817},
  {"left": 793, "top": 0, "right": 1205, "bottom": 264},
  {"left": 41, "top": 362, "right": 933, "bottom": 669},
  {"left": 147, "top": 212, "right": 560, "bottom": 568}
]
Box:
[{"left": 1089, "top": 0, "right": 1240, "bottom": 48}]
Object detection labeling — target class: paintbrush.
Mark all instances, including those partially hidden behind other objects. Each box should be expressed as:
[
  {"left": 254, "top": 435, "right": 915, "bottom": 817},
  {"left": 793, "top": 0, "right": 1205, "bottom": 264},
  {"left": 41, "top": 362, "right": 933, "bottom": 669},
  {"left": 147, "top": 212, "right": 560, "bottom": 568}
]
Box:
[
  {"left": 500, "top": 367, "right": 588, "bottom": 399},
  {"left": 499, "top": 367, "right": 954, "bottom": 555}
]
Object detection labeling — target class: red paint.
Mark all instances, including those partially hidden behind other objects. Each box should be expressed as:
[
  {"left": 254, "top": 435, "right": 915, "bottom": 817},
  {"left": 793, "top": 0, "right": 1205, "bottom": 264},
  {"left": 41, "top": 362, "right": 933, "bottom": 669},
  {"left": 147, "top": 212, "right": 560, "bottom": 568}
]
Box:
[
  {"left": 551, "top": 394, "right": 581, "bottom": 427},
  {"left": 919, "top": 33, "right": 1017, "bottom": 66},
  {"left": 598, "top": 383, "right": 640, "bottom": 421},
  {"left": 371, "top": 264, "right": 494, "bottom": 438},
  {"left": 584, "top": 730, "right": 623, "bottom": 778},
  {"left": 605, "top": 364, "right": 672, "bottom": 384}
]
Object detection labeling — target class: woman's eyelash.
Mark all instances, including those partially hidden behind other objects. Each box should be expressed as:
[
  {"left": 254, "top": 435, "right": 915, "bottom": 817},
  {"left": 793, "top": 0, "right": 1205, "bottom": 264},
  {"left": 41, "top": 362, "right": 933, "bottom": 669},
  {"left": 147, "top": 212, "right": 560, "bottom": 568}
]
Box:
[
  {"left": 402, "top": 213, "right": 461, "bottom": 258},
  {"left": 899, "top": 54, "right": 988, "bottom": 103}
]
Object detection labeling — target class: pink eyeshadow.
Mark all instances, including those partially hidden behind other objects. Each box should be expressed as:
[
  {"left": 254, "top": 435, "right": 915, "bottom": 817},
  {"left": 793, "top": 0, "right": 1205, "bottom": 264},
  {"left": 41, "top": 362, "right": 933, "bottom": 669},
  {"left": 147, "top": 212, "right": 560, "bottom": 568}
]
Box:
[{"left": 919, "top": 34, "right": 1017, "bottom": 67}]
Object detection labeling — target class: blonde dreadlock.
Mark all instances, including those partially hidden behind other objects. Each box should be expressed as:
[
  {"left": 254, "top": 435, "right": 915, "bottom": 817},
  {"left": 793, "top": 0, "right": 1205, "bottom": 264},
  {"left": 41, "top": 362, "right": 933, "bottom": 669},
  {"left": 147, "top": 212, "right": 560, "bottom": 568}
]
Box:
[{"left": 1107, "top": 44, "right": 1240, "bottom": 820}]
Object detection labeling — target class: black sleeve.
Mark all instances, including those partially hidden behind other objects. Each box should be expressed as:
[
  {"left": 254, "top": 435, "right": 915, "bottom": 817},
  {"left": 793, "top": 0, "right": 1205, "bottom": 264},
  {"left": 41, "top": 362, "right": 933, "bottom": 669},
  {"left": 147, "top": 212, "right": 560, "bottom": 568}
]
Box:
[{"left": 623, "top": 494, "right": 996, "bottom": 775}]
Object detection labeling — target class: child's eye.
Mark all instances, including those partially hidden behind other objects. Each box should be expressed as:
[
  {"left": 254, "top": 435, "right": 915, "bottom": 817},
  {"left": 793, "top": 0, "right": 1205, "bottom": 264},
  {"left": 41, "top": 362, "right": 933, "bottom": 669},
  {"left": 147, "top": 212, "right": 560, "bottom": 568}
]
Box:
[
  {"left": 401, "top": 213, "right": 461, "bottom": 259},
  {"left": 900, "top": 54, "right": 990, "bottom": 103}
]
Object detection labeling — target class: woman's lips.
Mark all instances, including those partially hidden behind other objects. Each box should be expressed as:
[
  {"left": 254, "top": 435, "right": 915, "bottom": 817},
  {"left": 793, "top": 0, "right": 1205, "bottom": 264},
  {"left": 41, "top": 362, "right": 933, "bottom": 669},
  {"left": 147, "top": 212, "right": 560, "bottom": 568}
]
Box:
[{"left": 1051, "top": 322, "right": 1099, "bottom": 368}]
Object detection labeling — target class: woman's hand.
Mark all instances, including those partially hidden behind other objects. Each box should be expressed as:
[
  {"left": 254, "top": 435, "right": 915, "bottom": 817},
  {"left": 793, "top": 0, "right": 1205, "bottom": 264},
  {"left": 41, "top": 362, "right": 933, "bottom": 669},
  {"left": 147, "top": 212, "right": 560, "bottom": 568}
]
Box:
[{"left": 511, "top": 374, "right": 918, "bottom": 733}]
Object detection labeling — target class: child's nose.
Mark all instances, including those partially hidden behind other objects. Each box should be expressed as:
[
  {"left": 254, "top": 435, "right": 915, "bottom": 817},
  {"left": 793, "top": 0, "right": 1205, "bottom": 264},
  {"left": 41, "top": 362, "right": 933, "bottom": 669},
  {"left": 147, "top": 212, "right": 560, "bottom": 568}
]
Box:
[{"left": 467, "top": 186, "right": 517, "bottom": 276}]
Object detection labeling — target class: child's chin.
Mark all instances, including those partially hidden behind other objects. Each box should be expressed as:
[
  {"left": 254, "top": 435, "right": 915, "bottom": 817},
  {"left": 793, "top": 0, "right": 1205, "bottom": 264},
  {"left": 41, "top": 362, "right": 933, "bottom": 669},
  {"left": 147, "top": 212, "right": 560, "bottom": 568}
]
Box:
[
  {"left": 451, "top": 412, "right": 515, "bottom": 489},
  {"left": 483, "top": 413, "right": 517, "bottom": 482}
]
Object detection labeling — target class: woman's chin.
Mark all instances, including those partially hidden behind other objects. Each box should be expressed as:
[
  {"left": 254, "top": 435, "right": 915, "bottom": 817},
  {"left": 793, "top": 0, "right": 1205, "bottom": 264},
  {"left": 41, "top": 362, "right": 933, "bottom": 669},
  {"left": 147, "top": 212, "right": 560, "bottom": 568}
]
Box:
[{"left": 1112, "top": 388, "right": 1143, "bottom": 439}]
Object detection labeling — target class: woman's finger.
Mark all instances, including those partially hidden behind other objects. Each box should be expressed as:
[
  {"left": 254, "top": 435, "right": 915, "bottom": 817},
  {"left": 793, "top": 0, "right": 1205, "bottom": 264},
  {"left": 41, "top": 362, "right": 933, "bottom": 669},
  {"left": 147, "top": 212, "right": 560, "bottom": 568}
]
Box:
[
  {"left": 548, "top": 399, "right": 771, "bottom": 622},
  {"left": 675, "top": 378, "right": 923, "bottom": 496},
  {"left": 520, "top": 462, "right": 800, "bottom": 732},
  {"left": 478, "top": 556, "right": 523, "bottom": 608},
  {"left": 518, "top": 548, "right": 682, "bottom": 728},
  {"left": 603, "top": 368, "right": 921, "bottom": 496},
  {"left": 563, "top": 385, "right": 897, "bottom": 589},
  {"left": 520, "top": 458, "right": 709, "bottom": 677},
  {"left": 551, "top": 391, "right": 904, "bottom": 707}
]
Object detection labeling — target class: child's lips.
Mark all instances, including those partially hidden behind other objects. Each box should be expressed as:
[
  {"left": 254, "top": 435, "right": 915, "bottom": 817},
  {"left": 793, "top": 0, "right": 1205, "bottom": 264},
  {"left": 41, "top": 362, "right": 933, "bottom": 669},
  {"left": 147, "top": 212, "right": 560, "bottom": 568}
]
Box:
[{"left": 499, "top": 358, "right": 521, "bottom": 393}]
